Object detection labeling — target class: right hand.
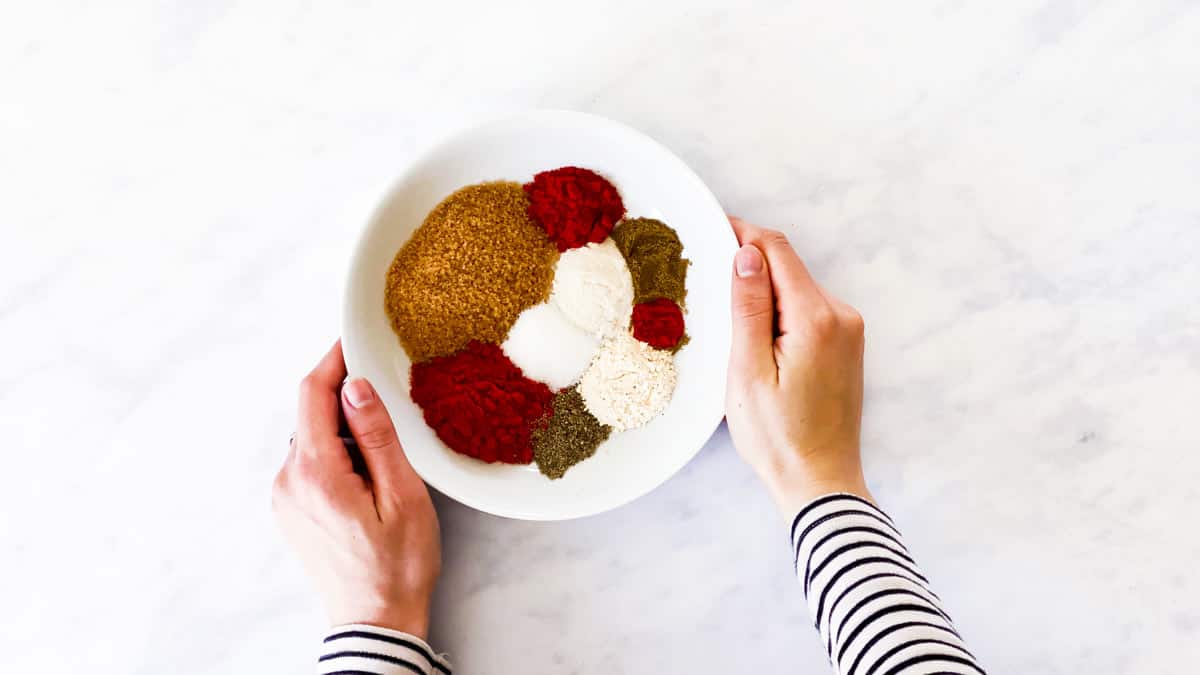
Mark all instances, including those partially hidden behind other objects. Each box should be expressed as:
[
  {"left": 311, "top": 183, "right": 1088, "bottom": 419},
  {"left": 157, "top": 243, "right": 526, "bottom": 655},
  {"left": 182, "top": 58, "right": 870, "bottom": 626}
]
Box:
[{"left": 724, "top": 217, "right": 872, "bottom": 518}]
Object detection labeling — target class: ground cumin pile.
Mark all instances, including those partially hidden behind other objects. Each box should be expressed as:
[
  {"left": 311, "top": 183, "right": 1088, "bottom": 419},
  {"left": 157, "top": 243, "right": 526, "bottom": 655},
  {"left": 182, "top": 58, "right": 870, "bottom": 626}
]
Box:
[
  {"left": 385, "top": 182, "right": 557, "bottom": 362},
  {"left": 610, "top": 217, "right": 690, "bottom": 305}
]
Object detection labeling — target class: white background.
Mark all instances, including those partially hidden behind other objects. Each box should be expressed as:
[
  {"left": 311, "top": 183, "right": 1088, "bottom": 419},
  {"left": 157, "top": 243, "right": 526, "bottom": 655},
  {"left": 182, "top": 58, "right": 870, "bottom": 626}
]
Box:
[{"left": 3, "top": 2, "right": 1198, "bottom": 673}]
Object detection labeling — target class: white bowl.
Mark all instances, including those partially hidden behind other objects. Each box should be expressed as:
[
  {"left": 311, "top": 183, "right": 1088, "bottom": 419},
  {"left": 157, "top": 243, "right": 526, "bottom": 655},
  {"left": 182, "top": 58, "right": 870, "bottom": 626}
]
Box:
[{"left": 342, "top": 110, "right": 734, "bottom": 520}]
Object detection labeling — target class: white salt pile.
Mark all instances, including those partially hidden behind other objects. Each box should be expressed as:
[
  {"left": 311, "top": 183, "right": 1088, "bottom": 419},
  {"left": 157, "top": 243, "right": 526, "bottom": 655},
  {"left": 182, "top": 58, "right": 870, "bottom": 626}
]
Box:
[
  {"left": 502, "top": 303, "right": 599, "bottom": 390},
  {"left": 550, "top": 239, "right": 634, "bottom": 337}
]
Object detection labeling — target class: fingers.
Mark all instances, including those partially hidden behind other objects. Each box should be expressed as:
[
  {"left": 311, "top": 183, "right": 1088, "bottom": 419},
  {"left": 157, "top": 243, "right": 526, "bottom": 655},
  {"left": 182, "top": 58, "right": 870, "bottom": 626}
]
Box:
[
  {"left": 729, "top": 216, "right": 831, "bottom": 337},
  {"left": 820, "top": 287, "right": 867, "bottom": 355},
  {"left": 728, "top": 215, "right": 756, "bottom": 244},
  {"left": 296, "top": 340, "right": 351, "bottom": 466},
  {"left": 819, "top": 286, "right": 864, "bottom": 325},
  {"left": 730, "top": 243, "right": 778, "bottom": 381},
  {"left": 341, "top": 377, "right": 415, "bottom": 507}
]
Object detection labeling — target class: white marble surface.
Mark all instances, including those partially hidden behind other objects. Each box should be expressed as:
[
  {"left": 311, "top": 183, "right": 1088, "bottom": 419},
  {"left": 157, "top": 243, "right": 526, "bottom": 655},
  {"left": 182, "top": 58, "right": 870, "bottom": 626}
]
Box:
[{"left": 3, "top": 2, "right": 1199, "bottom": 673}]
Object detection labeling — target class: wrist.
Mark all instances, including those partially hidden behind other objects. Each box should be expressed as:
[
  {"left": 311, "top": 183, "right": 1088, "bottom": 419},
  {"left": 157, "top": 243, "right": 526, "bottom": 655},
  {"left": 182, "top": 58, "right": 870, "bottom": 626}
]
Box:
[
  {"left": 756, "top": 455, "right": 872, "bottom": 519},
  {"left": 332, "top": 601, "right": 431, "bottom": 640}
]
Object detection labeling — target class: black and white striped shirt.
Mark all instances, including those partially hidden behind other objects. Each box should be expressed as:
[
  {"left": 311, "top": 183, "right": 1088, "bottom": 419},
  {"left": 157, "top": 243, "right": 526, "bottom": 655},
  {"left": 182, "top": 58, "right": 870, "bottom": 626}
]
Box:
[
  {"left": 793, "top": 494, "right": 983, "bottom": 674},
  {"left": 317, "top": 494, "right": 981, "bottom": 674},
  {"left": 319, "top": 625, "right": 451, "bottom": 675}
]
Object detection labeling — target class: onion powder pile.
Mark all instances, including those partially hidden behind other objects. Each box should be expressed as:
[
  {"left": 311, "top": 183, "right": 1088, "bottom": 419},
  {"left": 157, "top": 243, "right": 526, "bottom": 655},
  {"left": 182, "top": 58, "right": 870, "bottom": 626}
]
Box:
[{"left": 579, "top": 332, "right": 678, "bottom": 431}]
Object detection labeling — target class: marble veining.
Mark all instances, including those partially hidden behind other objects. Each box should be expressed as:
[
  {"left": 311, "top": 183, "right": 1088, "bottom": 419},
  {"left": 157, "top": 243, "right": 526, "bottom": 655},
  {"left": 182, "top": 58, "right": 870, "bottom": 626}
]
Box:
[{"left": 2, "top": 2, "right": 1198, "bottom": 673}]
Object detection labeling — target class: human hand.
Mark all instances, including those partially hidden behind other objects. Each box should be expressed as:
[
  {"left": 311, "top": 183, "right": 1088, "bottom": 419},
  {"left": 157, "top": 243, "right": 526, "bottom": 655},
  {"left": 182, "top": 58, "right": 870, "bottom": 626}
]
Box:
[
  {"left": 272, "top": 341, "right": 441, "bottom": 638},
  {"left": 724, "top": 217, "right": 871, "bottom": 517}
]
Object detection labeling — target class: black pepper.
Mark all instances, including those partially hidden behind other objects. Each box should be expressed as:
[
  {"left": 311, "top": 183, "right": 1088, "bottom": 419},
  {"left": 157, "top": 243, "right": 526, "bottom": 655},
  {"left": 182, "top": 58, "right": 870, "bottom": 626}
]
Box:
[{"left": 532, "top": 387, "right": 612, "bottom": 479}]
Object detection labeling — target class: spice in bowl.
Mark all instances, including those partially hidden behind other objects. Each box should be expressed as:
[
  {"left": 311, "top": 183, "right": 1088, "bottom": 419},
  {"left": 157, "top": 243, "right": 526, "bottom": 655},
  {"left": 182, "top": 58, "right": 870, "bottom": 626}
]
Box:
[
  {"left": 549, "top": 239, "right": 634, "bottom": 338},
  {"left": 532, "top": 387, "right": 612, "bottom": 479},
  {"left": 524, "top": 166, "right": 625, "bottom": 252},
  {"left": 631, "top": 298, "right": 687, "bottom": 351},
  {"left": 409, "top": 341, "right": 554, "bottom": 464},
  {"left": 578, "top": 331, "right": 678, "bottom": 432},
  {"left": 384, "top": 168, "right": 690, "bottom": 478},
  {"left": 385, "top": 181, "right": 557, "bottom": 363},
  {"left": 502, "top": 302, "right": 598, "bottom": 391},
  {"left": 611, "top": 217, "right": 690, "bottom": 305}
]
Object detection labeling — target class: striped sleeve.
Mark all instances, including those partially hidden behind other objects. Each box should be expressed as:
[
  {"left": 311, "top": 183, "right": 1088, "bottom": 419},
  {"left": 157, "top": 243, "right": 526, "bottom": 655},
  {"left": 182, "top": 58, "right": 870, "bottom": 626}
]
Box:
[
  {"left": 791, "top": 494, "right": 984, "bottom": 675},
  {"left": 319, "top": 624, "right": 452, "bottom": 675}
]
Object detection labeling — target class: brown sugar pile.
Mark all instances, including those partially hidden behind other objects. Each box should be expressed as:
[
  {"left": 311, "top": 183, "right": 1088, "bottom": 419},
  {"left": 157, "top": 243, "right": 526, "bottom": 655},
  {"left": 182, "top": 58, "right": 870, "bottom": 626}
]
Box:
[
  {"left": 532, "top": 387, "right": 612, "bottom": 479},
  {"left": 610, "top": 217, "right": 690, "bottom": 305},
  {"left": 385, "top": 182, "right": 558, "bottom": 362}
]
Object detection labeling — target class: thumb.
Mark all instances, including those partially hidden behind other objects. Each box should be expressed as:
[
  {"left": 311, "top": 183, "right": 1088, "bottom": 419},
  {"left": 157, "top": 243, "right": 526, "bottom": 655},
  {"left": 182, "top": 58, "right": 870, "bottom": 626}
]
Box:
[
  {"left": 341, "top": 377, "right": 414, "bottom": 500},
  {"left": 730, "top": 244, "right": 777, "bottom": 380}
]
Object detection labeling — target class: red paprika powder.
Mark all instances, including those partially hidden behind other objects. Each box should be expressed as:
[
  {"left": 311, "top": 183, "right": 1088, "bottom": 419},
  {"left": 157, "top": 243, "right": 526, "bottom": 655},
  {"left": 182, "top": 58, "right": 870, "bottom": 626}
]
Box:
[
  {"left": 410, "top": 341, "right": 554, "bottom": 464},
  {"left": 523, "top": 166, "right": 625, "bottom": 252},
  {"left": 631, "top": 298, "right": 685, "bottom": 350}
]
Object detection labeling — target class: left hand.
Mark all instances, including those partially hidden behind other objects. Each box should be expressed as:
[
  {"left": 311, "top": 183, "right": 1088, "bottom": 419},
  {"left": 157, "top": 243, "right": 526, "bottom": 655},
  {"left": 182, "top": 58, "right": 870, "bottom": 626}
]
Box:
[{"left": 272, "top": 341, "right": 441, "bottom": 638}]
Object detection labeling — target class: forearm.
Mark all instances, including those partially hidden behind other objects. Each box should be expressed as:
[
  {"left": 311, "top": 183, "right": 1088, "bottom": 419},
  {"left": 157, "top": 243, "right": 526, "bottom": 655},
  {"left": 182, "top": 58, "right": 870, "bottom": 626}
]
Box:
[
  {"left": 791, "top": 494, "right": 984, "bottom": 675},
  {"left": 318, "top": 624, "right": 452, "bottom": 675}
]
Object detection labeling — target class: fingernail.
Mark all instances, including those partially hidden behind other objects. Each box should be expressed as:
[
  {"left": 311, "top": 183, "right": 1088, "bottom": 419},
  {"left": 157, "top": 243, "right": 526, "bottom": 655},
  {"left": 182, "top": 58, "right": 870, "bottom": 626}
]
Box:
[
  {"left": 735, "top": 245, "right": 764, "bottom": 277},
  {"left": 343, "top": 378, "right": 375, "bottom": 409}
]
